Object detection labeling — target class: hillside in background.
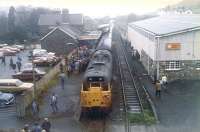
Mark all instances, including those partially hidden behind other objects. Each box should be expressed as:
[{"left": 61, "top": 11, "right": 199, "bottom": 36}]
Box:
[{"left": 175, "top": 0, "right": 200, "bottom": 13}]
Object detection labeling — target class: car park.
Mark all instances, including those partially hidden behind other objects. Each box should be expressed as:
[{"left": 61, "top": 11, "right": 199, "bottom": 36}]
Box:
[
  {"left": 0, "top": 92, "right": 15, "bottom": 108},
  {"left": 0, "top": 79, "right": 33, "bottom": 93},
  {"left": 12, "top": 68, "right": 46, "bottom": 81}
]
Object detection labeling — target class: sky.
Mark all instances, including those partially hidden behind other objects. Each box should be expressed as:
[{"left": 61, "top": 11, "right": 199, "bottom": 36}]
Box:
[{"left": 0, "top": 0, "right": 182, "bottom": 17}]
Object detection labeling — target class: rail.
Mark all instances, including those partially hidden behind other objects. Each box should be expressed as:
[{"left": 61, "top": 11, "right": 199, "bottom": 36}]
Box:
[
  {"left": 119, "top": 36, "right": 144, "bottom": 115},
  {"left": 114, "top": 28, "right": 144, "bottom": 132},
  {"left": 116, "top": 52, "right": 130, "bottom": 132}
]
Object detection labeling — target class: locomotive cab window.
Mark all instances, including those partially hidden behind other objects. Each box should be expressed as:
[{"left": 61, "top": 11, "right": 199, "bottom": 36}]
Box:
[{"left": 90, "top": 83, "right": 100, "bottom": 88}]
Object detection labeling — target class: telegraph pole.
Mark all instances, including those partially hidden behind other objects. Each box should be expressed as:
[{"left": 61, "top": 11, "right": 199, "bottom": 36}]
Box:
[{"left": 32, "top": 51, "right": 36, "bottom": 99}]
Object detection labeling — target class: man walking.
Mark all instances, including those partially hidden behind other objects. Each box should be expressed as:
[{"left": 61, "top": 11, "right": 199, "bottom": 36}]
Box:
[
  {"left": 59, "top": 73, "right": 65, "bottom": 89},
  {"left": 31, "top": 100, "right": 39, "bottom": 118},
  {"left": 17, "top": 60, "right": 22, "bottom": 72},
  {"left": 50, "top": 93, "right": 58, "bottom": 113},
  {"left": 10, "top": 57, "right": 13, "bottom": 68},
  {"left": 59, "top": 63, "right": 64, "bottom": 73},
  {"left": 1, "top": 56, "right": 6, "bottom": 65}
]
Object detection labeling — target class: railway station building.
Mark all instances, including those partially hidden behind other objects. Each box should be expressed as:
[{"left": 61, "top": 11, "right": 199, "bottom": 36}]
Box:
[
  {"left": 41, "top": 24, "right": 102, "bottom": 55},
  {"left": 128, "top": 15, "right": 200, "bottom": 81}
]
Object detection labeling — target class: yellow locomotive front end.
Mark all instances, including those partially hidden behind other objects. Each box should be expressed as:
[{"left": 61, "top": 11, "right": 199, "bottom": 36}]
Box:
[{"left": 81, "top": 82, "right": 112, "bottom": 113}]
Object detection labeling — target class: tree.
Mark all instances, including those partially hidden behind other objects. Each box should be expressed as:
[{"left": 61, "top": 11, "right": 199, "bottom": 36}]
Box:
[{"left": 8, "top": 6, "right": 15, "bottom": 33}]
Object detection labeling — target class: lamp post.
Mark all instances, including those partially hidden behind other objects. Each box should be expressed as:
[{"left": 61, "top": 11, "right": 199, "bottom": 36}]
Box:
[{"left": 31, "top": 51, "right": 36, "bottom": 99}]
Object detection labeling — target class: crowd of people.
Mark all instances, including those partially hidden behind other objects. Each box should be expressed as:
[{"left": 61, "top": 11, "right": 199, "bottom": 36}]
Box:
[
  {"left": 21, "top": 118, "right": 51, "bottom": 132},
  {"left": 22, "top": 46, "right": 91, "bottom": 131},
  {"left": 1, "top": 55, "right": 22, "bottom": 73}
]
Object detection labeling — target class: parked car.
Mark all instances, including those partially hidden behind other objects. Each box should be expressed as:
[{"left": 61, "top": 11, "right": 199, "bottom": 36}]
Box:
[
  {"left": 33, "top": 49, "right": 47, "bottom": 57},
  {"left": 33, "top": 53, "right": 60, "bottom": 66},
  {"left": 0, "top": 48, "right": 17, "bottom": 56},
  {"left": 3, "top": 46, "right": 20, "bottom": 52},
  {"left": 0, "top": 44, "right": 8, "bottom": 48},
  {"left": 12, "top": 45, "right": 25, "bottom": 50},
  {"left": 12, "top": 68, "right": 46, "bottom": 81},
  {"left": 0, "top": 92, "right": 15, "bottom": 108},
  {"left": 22, "top": 63, "right": 33, "bottom": 70},
  {"left": 0, "top": 79, "right": 33, "bottom": 93}
]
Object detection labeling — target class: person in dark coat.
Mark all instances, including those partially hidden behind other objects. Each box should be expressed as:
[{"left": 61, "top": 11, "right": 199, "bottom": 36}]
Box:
[
  {"left": 31, "top": 122, "right": 42, "bottom": 132},
  {"left": 17, "top": 60, "right": 22, "bottom": 72},
  {"left": 41, "top": 118, "right": 51, "bottom": 132},
  {"left": 59, "top": 73, "right": 65, "bottom": 89},
  {"left": 1, "top": 56, "right": 6, "bottom": 65},
  {"left": 12, "top": 63, "right": 16, "bottom": 73},
  {"left": 59, "top": 63, "right": 64, "bottom": 73},
  {"left": 10, "top": 57, "right": 13, "bottom": 68}
]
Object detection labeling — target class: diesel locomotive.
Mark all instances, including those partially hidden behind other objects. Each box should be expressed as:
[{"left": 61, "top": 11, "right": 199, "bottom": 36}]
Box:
[{"left": 80, "top": 24, "right": 113, "bottom": 113}]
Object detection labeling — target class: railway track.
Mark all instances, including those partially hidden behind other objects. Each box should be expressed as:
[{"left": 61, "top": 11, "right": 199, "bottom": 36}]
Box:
[
  {"left": 116, "top": 33, "right": 143, "bottom": 114},
  {"left": 114, "top": 28, "right": 144, "bottom": 131},
  {"left": 80, "top": 113, "right": 107, "bottom": 132}
]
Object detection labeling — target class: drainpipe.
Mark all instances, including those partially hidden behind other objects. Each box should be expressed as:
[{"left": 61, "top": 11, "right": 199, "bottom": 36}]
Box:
[{"left": 156, "top": 37, "right": 160, "bottom": 80}]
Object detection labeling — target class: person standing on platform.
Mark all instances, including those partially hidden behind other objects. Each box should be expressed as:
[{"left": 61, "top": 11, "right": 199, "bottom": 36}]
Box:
[{"left": 155, "top": 80, "right": 161, "bottom": 97}]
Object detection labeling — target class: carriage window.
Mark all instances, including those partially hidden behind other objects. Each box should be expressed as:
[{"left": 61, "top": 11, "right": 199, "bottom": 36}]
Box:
[{"left": 91, "top": 83, "right": 100, "bottom": 87}]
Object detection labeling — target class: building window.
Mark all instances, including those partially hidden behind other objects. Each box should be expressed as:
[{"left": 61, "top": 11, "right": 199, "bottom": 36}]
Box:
[
  {"left": 165, "top": 61, "right": 181, "bottom": 70},
  {"left": 196, "top": 61, "right": 200, "bottom": 70}
]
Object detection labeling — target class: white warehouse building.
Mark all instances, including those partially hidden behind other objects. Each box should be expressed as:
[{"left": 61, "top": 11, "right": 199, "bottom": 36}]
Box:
[{"left": 128, "top": 15, "right": 200, "bottom": 81}]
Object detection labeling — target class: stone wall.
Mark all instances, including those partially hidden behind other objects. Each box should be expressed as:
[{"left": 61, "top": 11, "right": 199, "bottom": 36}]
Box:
[
  {"left": 140, "top": 49, "right": 200, "bottom": 82},
  {"left": 159, "top": 60, "right": 200, "bottom": 81}
]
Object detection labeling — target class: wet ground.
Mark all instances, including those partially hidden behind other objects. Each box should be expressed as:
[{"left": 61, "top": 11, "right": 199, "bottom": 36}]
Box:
[{"left": 130, "top": 52, "right": 200, "bottom": 132}]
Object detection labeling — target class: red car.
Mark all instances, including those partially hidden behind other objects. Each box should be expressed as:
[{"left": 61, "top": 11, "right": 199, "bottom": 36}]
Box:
[{"left": 12, "top": 68, "right": 46, "bottom": 81}]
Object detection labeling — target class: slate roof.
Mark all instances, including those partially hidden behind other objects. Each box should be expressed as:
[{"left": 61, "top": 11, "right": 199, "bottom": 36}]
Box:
[
  {"left": 38, "top": 13, "right": 83, "bottom": 26},
  {"left": 40, "top": 24, "right": 80, "bottom": 41},
  {"left": 129, "top": 15, "right": 200, "bottom": 37}
]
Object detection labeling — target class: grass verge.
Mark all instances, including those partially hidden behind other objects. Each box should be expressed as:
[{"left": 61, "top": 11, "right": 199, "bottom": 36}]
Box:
[{"left": 128, "top": 109, "right": 156, "bottom": 125}]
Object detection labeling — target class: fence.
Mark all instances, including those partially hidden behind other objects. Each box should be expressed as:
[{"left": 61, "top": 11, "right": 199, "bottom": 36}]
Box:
[{"left": 16, "top": 60, "right": 63, "bottom": 117}]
